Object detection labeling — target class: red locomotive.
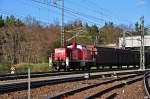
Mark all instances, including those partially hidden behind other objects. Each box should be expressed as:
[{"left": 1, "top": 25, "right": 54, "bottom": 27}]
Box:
[{"left": 49, "top": 42, "right": 95, "bottom": 71}]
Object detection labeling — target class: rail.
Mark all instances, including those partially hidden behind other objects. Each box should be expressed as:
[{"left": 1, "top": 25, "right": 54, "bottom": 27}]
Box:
[
  {"left": 0, "top": 70, "right": 145, "bottom": 94},
  {"left": 0, "top": 69, "right": 144, "bottom": 81},
  {"left": 50, "top": 73, "right": 143, "bottom": 99},
  {"left": 144, "top": 71, "right": 150, "bottom": 99},
  {"left": 86, "top": 75, "right": 143, "bottom": 99}
]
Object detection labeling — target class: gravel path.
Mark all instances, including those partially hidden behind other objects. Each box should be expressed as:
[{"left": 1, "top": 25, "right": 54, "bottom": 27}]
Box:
[
  {"left": 0, "top": 77, "right": 110, "bottom": 99},
  {"left": 65, "top": 80, "right": 128, "bottom": 99},
  {"left": 99, "top": 80, "right": 146, "bottom": 99}
]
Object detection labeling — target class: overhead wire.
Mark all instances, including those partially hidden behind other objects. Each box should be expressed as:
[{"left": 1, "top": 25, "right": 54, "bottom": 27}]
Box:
[
  {"left": 67, "top": 0, "right": 106, "bottom": 17},
  {"left": 1, "top": 0, "right": 133, "bottom": 26},
  {"left": 66, "top": 0, "right": 113, "bottom": 23},
  {"left": 30, "top": 0, "right": 106, "bottom": 25},
  {"left": 52, "top": 2, "right": 106, "bottom": 22},
  {"left": 1, "top": 0, "right": 126, "bottom": 26},
  {"left": 19, "top": 0, "right": 99, "bottom": 25},
  {"left": 0, "top": 8, "right": 50, "bottom": 25},
  {"left": 35, "top": 0, "right": 131, "bottom": 25},
  {"left": 19, "top": 0, "right": 57, "bottom": 23},
  {"left": 67, "top": 0, "right": 131, "bottom": 24},
  {"left": 85, "top": 0, "right": 132, "bottom": 24}
]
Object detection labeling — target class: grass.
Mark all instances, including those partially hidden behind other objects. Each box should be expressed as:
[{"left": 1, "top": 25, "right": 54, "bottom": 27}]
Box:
[
  {"left": 0, "top": 63, "right": 10, "bottom": 74},
  {"left": 15, "top": 63, "right": 54, "bottom": 73}
]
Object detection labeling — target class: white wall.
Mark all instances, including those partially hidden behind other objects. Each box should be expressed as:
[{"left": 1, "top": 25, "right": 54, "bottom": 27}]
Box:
[{"left": 119, "top": 35, "right": 150, "bottom": 48}]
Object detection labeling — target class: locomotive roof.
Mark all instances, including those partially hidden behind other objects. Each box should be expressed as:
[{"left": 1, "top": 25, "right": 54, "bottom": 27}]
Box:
[{"left": 67, "top": 43, "right": 86, "bottom": 49}]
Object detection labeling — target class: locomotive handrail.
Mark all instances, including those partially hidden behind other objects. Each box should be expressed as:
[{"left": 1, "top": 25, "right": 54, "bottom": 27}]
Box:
[{"left": 144, "top": 71, "right": 150, "bottom": 99}]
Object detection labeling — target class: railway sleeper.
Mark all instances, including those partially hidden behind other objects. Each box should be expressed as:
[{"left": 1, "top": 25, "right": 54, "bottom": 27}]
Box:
[
  {"left": 50, "top": 73, "right": 143, "bottom": 99},
  {"left": 86, "top": 76, "right": 143, "bottom": 99}
]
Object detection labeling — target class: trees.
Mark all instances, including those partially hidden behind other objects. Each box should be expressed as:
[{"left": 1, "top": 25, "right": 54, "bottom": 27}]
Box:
[
  {"left": 99, "top": 22, "right": 123, "bottom": 45},
  {"left": 0, "top": 16, "right": 4, "bottom": 27},
  {"left": 86, "top": 24, "right": 99, "bottom": 43},
  {"left": 0, "top": 15, "right": 60, "bottom": 67},
  {"left": 5, "top": 16, "right": 24, "bottom": 26}
]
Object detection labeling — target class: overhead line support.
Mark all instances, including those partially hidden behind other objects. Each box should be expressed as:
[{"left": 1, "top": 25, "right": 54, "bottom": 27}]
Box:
[
  {"left": 61, "top": 0, "right": 65, "bottom": 47},
  {"left": 140, "top": 16, "right": 145, "bottom": 70}
]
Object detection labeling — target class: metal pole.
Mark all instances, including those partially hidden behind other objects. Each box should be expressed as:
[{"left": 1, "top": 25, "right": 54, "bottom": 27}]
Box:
[
  {"left": 142, "top": 16, "right": 145, "bottom": 70},
  {"left": 61, "top": 0, "right": 65, "bottom": 47},
  {"left": 95, "top": 36, "right": 98, "bottom": 46},
  {"left": 140, "top": 16, "right": 145, "bottom": 70},
  {"left": 122, "top": 31, "right": 126, "bottom": 49},
  {"left": 28, "top": 67, "right": 30, "bottom": 99}
]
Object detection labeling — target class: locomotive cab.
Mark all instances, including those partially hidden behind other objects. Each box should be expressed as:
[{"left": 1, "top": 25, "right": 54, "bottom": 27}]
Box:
[{"left": 53, "top": 48, "right": 67, "bottom": 71}]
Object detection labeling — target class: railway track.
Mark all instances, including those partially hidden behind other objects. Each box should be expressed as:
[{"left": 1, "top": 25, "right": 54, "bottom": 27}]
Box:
[
  {"left": 0, "top": 71, "right": 79, "bottom": 81},
  {"left": 0, "top": 70, "right": 145, "bottom": 95},
  {"left": 50, "top": 73, "right": 143, "bottom": 99},
  {"left": 0, "top": 68, "right": 143, "bottom": 81},
  {"left": 144, "top": 71, "right": 150, "bottom": 99},
  {"left": 0, "top": 70, "right": 106, "bottom": 81}
]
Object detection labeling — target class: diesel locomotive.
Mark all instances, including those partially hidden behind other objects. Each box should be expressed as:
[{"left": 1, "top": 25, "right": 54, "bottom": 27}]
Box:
[{"left": 49, "top": 42, "right": 94, "bottom": 71}]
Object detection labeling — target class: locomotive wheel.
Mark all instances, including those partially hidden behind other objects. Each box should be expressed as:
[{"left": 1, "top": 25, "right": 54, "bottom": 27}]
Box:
[
  {"left": 79, "top": 67, "right": 81, "bottom": 71},
  {"left": 66, "top": 67, "right": 70, "bottom": 71},
  {"left": 56, "top": 66, "right": 61, "bottom": 71},
  {"left": 63, "top": 66, "right": 70, "bottom": 71},
  {"left": 86, "top": 65, "right": 91, "bottom": 70},
  {"left": 81, "top": 67, "right": 85, "bottom": 71},
  {"left": 73, "top": 67, "right": 76, "bottom": 71},
  {"left": 58, "top": 67, "right": 60, "bottom": 71},
  {"left": 96, "top": 66, "right": 100, "bottom": 69}
]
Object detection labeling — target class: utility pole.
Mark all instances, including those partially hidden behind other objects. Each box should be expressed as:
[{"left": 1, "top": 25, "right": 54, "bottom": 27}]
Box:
[
  {"left": 52, "top": 0, "right": 65, "bottom": 47},
  {"left": 95, "top": 36, "right": 98, "bottom": 46},
  {"left": 122, "top": 31, "right": 126, "bottom": 49},
  {"left": 61, "top": 0, "right": 65, "bottom": 47},
  {"left": 140, "top": 16, "right": 145, "bottom": 70}
]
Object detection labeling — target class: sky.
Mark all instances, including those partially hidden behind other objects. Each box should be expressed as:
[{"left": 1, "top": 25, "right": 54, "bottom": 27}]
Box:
[{"left": 0, "top": 0, "right": 150, "bottom": 27}]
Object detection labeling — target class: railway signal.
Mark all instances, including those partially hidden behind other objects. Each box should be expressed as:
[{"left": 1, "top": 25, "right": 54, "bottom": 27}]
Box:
[{"left": 10, "top": 65, "right": 16, "bottom": 74}]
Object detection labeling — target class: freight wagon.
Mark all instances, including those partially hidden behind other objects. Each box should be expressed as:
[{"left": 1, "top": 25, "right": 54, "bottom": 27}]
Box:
[{"left": 95, "top": 47, "right": 140, "bottom": 69}]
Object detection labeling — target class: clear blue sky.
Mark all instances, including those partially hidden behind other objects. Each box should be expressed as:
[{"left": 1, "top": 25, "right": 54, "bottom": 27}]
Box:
[{"left": 0, "top": 0, "right": 150, "bottom": 27}]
